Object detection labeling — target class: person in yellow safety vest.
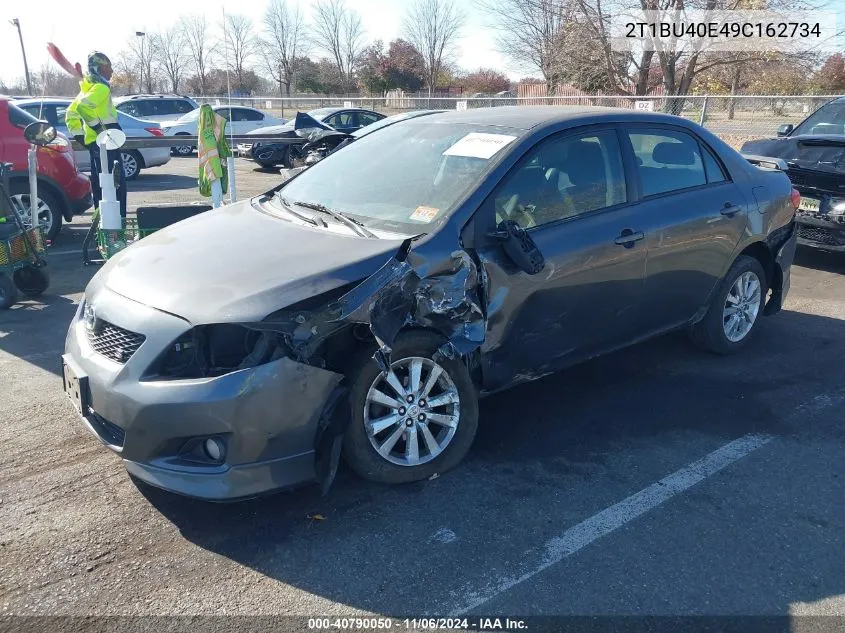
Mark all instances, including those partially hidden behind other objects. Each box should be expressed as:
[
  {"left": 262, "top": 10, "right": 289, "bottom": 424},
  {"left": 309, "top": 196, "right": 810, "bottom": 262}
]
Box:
[
  {"left": 197, "top": 104, "right": 231, "bottom": 207},
  {"left": 66, "top": 52, "right": 127, "bottom": 218}
]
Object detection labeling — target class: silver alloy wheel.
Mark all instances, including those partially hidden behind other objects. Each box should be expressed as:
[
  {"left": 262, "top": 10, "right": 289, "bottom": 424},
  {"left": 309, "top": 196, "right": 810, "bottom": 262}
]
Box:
[
  {"left": 10, "top": 194, "right": 53, "bottom": 233},
  {"left": 174, "top": 138, "right": 193, "bottom": 156},
  {"left": 121, "top": 152, "right": 139, "bottom": 178},
  {"left": 723, "top": 271, "right": 762, "bottom": 342},
  {"left": 364, "top": 356, "right": 461, "bottom": 467}
]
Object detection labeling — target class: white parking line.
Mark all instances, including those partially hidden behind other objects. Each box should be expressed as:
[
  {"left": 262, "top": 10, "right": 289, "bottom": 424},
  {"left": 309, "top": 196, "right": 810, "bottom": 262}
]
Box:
[{"left": 445, "top": 433, "right": 773, "bottom": 616}]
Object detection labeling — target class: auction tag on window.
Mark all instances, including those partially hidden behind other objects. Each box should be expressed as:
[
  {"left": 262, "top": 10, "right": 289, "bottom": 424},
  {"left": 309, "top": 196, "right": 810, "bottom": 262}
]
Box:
[
  {"left": 409, "top": 206, "right": 440, "bottom": 223},
  {"left": 443, "top": 133, "right": 517, "bottom": 159}
]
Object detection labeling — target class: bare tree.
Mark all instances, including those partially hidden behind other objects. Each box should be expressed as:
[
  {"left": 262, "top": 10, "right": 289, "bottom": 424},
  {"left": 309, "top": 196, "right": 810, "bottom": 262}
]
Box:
[
  {"left": 182, "top": 15, "right": 214, "bottom": 95},
  {"left": 403, "top": 0, "right": 465, "bottom": 95},
  {"left": 153, "top": 26, "right": 188, "bottom": 93},
  {"left": 311, "top": 0, "right": 366, "bottom": 93},
  {"left": 476, "top": 0, "right": 572, "bottom": 93},
  {"left": 222, "top": 13, "right": 258, "bottom": 93},
  {"left": 127, "top": 34, "right": 158, "bottom": 93},
  {"left": 262, "top": 0, "right": 309, "bottom": 95}
]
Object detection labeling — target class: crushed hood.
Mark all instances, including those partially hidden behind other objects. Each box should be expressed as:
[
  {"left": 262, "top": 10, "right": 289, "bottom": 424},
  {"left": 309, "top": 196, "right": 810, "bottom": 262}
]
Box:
[
  {"left": 741, "top": 135, "right": 845, "bottom": 175},
  {"left": 94, "top": 200, "right": 405, "bottom": 324}
]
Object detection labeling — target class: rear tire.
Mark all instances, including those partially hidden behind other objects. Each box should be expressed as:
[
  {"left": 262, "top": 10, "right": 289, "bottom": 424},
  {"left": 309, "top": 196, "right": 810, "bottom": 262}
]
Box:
[
  {"left": 13, "top": 266, "right": 49, "bottom": 297},
  {"left": 121, "top": 151, "right": 142, "bottom": 180},
  {"left": 9, "top": 183, "right": 63, "bottom": 242},
  {"left": 689, "top": 255, "right": 768, "bottom": 355},
  {"left": 343, "top": 331, "right": 479, "bottom": 484},
  {"left": 0, "top": 274, "right": 18, "bottom": 309}
]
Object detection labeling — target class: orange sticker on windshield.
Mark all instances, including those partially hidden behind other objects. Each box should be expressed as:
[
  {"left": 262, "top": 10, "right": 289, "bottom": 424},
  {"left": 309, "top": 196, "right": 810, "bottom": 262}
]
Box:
[{"left": 410, "top": 206, "right": 439, "bottom": 223}]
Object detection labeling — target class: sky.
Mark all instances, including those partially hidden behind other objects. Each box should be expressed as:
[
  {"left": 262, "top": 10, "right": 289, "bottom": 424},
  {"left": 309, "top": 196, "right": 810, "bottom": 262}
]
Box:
[{"left": 1, "top": 0, "right": 531, "bottom": 88}]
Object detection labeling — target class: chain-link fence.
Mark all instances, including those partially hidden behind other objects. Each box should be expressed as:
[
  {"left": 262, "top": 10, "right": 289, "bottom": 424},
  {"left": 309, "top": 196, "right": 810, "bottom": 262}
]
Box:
[{"left": 193, "top": 94, "right": 840, "bottom": 149}]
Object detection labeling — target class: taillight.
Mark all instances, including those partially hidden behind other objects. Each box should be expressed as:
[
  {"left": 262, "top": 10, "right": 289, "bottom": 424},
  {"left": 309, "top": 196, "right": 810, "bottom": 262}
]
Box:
[
  {"left": 145, "top": 127, "right": 163, "bottom": 136},
  {"left": 790, "top": 188, "right": 800, "bottom": 210}
]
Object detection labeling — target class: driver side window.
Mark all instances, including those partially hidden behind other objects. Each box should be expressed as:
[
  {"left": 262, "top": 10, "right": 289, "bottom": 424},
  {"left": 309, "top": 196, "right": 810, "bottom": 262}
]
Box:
[{"left": 493, "top": 130, "right": 626, "bottom": 229}]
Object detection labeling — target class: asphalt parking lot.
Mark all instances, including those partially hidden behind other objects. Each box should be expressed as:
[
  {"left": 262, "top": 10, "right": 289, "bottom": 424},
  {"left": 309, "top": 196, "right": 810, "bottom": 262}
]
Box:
[{"left": 1, "top": 157, "right": 845, "bottom": 629}]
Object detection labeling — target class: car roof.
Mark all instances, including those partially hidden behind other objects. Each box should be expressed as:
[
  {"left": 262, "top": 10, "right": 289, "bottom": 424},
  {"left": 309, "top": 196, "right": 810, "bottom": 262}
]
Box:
[
  {"left": 13, "top": 97, "right": 71, "bottom": 105},
  {"left": 415, "top": 105, "right": 702, "bottom": 131}
]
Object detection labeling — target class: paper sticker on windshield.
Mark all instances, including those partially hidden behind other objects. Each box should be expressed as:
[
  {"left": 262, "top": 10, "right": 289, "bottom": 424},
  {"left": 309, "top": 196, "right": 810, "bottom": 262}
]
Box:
[
  {"left": 443, "top": 133, "right": 517, "bottom": 159},
  {"left": 410, "top": 206, "right": 439, "bottom": 223}
]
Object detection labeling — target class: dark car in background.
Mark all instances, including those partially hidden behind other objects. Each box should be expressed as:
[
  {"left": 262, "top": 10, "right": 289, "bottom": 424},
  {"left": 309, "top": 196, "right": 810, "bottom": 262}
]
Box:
[
  {"left": 241, "top": 107, "right": 385, "bottom": 168},
  {"left": 741, "top": 97, "right": 845, "bottom": 253},
  {"left": 64, "top": 106, "right": 799, "bottom": 501}
]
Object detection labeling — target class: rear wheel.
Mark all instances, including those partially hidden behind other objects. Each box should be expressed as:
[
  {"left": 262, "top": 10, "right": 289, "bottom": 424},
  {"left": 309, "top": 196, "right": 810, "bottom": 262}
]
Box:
[
  {"left": 9, "top": 183, "right": 63, "bottom": 242},
  {"left": 0, "top": 274, "right": 18, "bottom": 309},
  {"left": 689, "top": 255, "right": 767, "bottom": 355},
  {"left": 121, "top": 151, "right": 141, "bottom": 180},
  {"left": 13, "top": 266, "right": 49, "bottom": 297},
  {"left": 343, "top": 331, "right": 479, "bottom": 484}
]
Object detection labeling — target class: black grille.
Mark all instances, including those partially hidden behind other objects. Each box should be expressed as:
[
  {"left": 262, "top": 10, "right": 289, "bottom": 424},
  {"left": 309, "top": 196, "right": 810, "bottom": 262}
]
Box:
[
  {"left": 87, "top": 320, "right": 145, "bottom": 364},
  {"left": 798, "top": 225, "right": 844, "bottom": 246},
  {"left": 787, "top": 167, "right": 843, "bottom": 193}
]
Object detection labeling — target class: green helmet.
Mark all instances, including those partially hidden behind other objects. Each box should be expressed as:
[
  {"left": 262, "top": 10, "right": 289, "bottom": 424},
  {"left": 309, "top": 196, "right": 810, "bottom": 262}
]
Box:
[{"left": 87, "top": 51, "right": 112, "bottom": 83}]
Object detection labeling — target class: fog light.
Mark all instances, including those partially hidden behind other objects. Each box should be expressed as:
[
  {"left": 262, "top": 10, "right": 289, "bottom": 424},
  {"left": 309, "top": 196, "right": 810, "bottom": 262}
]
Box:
[{"left": 204, "top": 437, "right": 225, "bottom": 461}]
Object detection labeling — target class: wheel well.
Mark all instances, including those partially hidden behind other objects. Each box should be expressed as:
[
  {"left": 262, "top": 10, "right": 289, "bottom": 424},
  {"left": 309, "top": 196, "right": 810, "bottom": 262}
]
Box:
[
  {"left": 128, "top": 149, "right": 145, "bottom": 168},
  {"left": 738, "top": 241, "right": 774, "bottom": 285},
  {"left": 7, "top": 176, "right": 67, "bottom": 214},
  {"left": 316, "top": 324, "right": 483, "bottom": 387}
]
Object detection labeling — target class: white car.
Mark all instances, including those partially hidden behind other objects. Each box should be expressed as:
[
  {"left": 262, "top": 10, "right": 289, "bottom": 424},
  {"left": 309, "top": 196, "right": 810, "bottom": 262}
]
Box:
[
  {"left": 161, "top": 106, "right": 285, "bottom": 156},
  {"left": 14, "top": 98, "right": 171, "bottom": 180}
]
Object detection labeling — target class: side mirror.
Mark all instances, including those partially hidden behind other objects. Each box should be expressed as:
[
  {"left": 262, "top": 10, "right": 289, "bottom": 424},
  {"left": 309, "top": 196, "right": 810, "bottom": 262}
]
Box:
[
  {"left": 776, "top": 123, "right": 793, "bottom": 137},
  {"left": 488, "top": 220, "right": 545, "bottom": 275},
  {"left": 23, "top": 121, "right": 57, "bottom": 146}
]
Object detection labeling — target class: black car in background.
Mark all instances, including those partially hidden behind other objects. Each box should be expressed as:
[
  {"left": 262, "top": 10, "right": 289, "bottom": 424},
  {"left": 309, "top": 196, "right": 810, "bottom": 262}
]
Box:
[
  {"left": 243, "top": 107, "right": 386, "bottom": 168},
  {"left": 741, "top": 97, "right": 845, "bottom": 253}
]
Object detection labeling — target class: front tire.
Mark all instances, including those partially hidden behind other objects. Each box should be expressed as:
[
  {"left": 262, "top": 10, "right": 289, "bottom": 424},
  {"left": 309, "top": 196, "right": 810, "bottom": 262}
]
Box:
[
  {"left": 689, "top": 255, "right": 768, "bottom": 355},
  {"left": 343, "top": 331, "right": 479, "bottom": 484},
  {"left": 172, "top": 134, "right": 194, "bottom": 157}
]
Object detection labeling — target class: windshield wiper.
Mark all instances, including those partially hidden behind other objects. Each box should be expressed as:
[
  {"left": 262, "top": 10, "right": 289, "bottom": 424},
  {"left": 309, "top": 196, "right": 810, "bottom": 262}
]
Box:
[
  {"left": 291, "top": 200, "right": 377, "bottom": 238},
  {"left": 271, "top": 194, "right": 327, "bottom": 227}
]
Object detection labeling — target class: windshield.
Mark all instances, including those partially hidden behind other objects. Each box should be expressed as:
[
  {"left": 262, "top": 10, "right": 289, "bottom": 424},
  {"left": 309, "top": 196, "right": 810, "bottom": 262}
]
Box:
[
  {"left": 277, "top": 121, "right": 522, "bottom": 232},
  {"left": 351, "top": 112, "right": 428, "bottom": 138},
  {"left": 793, "top": 102, "right": 845, "bottom": 136},
  {"left": 179, "top": 109, "right": 201, "bottom": 122}
]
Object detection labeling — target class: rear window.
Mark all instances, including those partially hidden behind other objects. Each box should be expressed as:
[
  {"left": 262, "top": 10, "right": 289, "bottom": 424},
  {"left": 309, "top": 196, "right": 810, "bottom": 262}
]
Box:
[{"left": 8, "top": 102, "right": 39, "bottom": 129}]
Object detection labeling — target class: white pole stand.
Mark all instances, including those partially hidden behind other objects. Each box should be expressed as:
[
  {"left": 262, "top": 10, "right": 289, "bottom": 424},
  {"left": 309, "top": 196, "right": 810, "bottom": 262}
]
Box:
[
  {"left": 227, "top": 156, "right": 237, "bottom": 204},
  {"left": 27, "top": 145, "right": 38, "bottom": 232},
  {"left": 96, "top": 130, "right": 126, "bottom": 231},
  {"left": 210, "top": 179, "right": 223, "bottom": 208}
]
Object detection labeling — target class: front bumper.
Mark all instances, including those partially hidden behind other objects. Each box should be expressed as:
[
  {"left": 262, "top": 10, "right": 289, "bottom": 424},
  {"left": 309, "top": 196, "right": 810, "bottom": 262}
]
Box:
[
  {"left": 796, "top": 215, "right": 845, "bottom": 252},
  {"left": 70, "top": 191, "right": 94, "bottom": 215},
  {"left": 63, "top": 287, "right": 343, "bottom": 500}
]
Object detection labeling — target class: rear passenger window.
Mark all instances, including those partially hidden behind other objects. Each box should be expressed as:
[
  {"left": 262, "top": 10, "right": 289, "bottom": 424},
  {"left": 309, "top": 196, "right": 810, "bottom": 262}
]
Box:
[
  {"left": 702, "top": 146, "right": 726, "bottom": 183},
  {"left": 627, "top": 129, "right": 706, "bottom": 197},
  {"left": 493, "top": 130, "right": 626, "bottom": 229},
  {"left": 172, "top": 100, "right": 195, "bottom": 114}
]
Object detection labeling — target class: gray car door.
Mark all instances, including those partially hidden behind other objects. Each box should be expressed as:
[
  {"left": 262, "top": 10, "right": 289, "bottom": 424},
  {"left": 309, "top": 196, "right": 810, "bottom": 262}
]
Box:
[
  {"left": 621, "top": 125, "right": 748, "bottom": 332},
  {"left": 475, "top": 127, "right": 649, "bottom": 389}
]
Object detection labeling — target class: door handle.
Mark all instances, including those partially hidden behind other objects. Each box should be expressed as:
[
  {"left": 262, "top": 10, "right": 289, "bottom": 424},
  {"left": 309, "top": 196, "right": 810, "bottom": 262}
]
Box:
[
  {"left": 720, "top": 202, "right": 740, "bottom": 216},
  {"left": 614, "top": 229, "right": 645, "bottom": 246}
]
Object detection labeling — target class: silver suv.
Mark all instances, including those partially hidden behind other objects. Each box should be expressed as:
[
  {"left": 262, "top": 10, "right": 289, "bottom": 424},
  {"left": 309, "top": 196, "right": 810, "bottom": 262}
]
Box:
[{"left": 114, "top": 94, "right": 198, "bottom": 123}]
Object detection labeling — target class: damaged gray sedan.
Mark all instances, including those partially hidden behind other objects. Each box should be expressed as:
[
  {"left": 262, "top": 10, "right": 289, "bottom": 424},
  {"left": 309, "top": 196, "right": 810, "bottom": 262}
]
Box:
[{"left": 63, "top": 106, "right": 799, "bottom": 500}]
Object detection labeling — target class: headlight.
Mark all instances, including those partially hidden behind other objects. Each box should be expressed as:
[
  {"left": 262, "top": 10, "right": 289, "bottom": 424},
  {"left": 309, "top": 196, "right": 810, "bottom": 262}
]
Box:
[
  {"left": 145, "top": 324, "right": 278, "bottom": 380},
  {"left": 828, "top": 197, "right": 845, "bottom": 215}
]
